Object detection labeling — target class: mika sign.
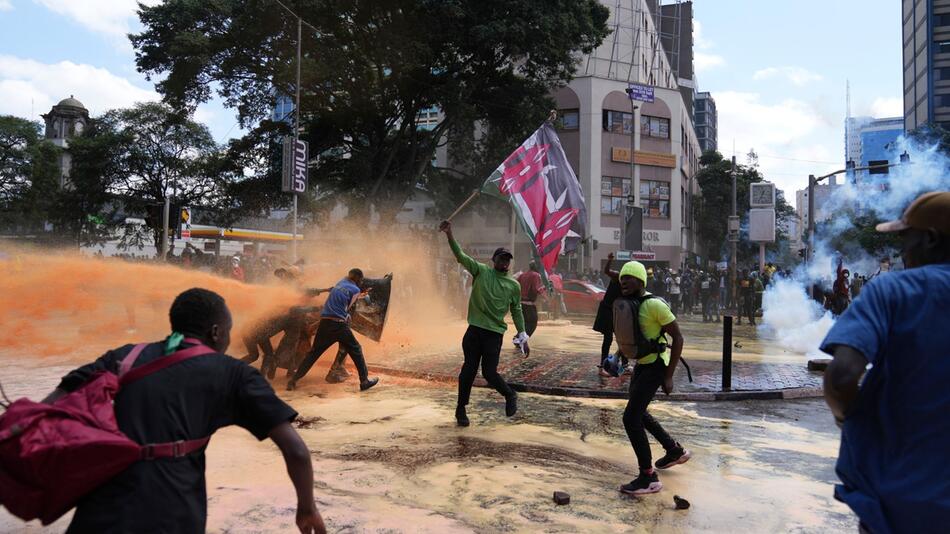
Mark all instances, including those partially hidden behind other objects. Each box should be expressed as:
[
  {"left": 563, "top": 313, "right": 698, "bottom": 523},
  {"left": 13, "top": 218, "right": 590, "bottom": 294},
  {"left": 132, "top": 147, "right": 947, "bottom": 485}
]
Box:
[{"left": 282, "top": 137, "right": 308, "bottom": 194}]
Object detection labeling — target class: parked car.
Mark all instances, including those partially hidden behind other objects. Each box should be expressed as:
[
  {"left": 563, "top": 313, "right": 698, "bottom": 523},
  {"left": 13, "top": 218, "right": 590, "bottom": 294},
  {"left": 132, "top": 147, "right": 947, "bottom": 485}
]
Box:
[{"left": 559, "top": 279, "right": 606, "bottom": 315}]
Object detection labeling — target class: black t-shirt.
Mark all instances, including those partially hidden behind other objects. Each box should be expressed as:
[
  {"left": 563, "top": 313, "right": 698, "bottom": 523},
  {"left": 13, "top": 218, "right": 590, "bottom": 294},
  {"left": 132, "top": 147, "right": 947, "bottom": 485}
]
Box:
[{"left": 57, "top": 341, "right": 297, "bottom": 533}]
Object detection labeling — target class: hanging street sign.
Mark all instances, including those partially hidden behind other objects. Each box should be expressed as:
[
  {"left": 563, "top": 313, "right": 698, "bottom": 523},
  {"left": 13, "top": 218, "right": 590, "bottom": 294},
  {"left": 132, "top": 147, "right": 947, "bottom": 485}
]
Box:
[{"left": 626, "top": 83, "right": 655, "bottom": 103}]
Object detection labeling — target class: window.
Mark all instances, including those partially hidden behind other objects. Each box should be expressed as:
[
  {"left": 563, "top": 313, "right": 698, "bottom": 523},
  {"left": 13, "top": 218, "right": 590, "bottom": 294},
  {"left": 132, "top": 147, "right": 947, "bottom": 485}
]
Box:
[
  {"left": 937, "top": 67, "right": 950, "bottom": 81},
  {"left": 603, "top": 110, "right": 634, "bottom": 134},
  {"left": 600, "top": 177, "right": 632, "bottom": 215},
  {"left": 937, "top": 40, "right": 950, "bottom": 54},
  {"left": 638, "top": 180, "right": 670, "bottom": 218},
  {"left": 640, "top": 115, "right": 670, "bottom": 139},
  {"left": 936, "top": 14, "right": 950, "bottom": 27},
  {"left": 558, "top": 109, "right": 579, "bottom": 130},
  {"left": 938, "top": 94, "right": 950, "bottom": 107}
]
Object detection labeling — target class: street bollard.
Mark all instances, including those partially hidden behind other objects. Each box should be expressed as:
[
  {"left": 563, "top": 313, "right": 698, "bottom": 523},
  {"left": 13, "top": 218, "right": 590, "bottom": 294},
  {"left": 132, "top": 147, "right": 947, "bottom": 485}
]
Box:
[{"left": 722, "top": 315, "right": 733, "bottom": 391}]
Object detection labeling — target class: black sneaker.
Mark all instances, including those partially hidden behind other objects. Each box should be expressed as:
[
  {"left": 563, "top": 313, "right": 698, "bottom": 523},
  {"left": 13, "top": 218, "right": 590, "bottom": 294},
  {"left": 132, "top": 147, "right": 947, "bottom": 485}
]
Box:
[
  {"left": 505, "top": 391, "right": 518, "bottom": 417},
  {"left": 620, "top": 471, "right": 662, "bottom": 495},
  {"left": 286, "top": 380, "right": 297, "bottom": 391},
  {"left": 360, "top": 377, "right": 379, "bottom": 391},
  {"left": 456, "top": 406, "right": 470, "bottom": 427},
  {"left": 655, "top": 444, "right": 691, "bottom": 470}
]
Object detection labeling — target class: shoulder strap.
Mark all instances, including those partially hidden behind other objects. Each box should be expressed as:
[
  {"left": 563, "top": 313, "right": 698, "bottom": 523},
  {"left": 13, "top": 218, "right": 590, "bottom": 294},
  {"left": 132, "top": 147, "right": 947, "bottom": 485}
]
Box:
[
  {"left": 119, "top": 343, "right": 216, "bottom": 387},
  {"left": 118, "top": 343, "right": 149, "bottom": 376}
]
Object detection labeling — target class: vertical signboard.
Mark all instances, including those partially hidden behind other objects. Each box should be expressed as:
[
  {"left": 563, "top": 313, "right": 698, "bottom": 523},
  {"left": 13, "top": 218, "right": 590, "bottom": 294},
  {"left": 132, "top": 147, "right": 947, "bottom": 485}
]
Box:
[
  {"left": 282, "top": 136, "right": 308, "bottom": 193},
  {"left": 179, "top": 206, "right": 191, "bottom": 240}
]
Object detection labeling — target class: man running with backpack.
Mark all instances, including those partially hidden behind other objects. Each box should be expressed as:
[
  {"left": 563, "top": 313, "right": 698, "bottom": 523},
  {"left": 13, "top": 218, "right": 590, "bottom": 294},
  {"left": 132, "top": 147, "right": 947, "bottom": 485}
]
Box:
[
  {"left": 40, "top": 288, "right": 326, "bottom": 533},
  {"left": 614, "top": 261, "right": 690, "bottom": 495}
]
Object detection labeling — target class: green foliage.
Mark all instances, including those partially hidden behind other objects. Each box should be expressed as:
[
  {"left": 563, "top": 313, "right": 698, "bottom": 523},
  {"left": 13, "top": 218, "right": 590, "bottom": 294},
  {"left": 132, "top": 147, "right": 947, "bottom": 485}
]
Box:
[
  {"left": 74, "top": 102, "right": 235, "bottom": 248},
  {"left": 815, "top": 210, "right": 901, "bottom": 261},
  {"left": 131, "top": 0, "right": 610, "bottom": 222},
  {"left": 694, "top": 150, "right": 797, "bottom": 266}
]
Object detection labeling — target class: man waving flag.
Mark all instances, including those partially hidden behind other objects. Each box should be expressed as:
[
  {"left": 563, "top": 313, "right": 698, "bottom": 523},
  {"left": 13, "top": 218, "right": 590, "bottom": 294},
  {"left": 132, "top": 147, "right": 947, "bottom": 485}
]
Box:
[{"left": 481, "top": 121, "right": 588, "bottom": 277}]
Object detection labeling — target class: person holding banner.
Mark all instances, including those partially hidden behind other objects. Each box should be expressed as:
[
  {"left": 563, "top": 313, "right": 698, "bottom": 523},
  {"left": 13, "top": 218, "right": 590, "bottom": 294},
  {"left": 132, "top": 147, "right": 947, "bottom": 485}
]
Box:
[{"left": 439, "top": 220, "right": 528, "bottom": 427}]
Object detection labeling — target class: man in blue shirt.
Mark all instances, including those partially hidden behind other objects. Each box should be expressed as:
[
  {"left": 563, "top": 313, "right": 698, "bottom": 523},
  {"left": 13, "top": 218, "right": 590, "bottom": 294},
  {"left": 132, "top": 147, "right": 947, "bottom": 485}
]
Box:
[
  {"left": 821, "top": 191, "right": 950, "bottom": 533},
  {"left": 287, "top": 268, "right": 379, "bottom": 392}
]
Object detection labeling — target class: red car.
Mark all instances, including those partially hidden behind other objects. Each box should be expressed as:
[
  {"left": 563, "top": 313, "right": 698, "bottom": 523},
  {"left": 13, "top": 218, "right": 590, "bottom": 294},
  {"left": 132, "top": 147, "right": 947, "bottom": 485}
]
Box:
[{"left": 559, "top": 279, "right": 606, "bottom": 315}]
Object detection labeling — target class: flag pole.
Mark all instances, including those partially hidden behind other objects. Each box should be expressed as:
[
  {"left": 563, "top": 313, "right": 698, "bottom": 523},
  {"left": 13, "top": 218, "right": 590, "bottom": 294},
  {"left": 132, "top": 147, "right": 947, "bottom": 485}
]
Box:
[{"left": 446, "top": 189, "right": 480, "bottom": 222}]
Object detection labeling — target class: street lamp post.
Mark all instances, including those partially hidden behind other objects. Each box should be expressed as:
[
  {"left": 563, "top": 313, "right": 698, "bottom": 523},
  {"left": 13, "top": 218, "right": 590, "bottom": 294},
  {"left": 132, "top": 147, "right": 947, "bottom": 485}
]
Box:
[{"left": 805, "top": 154, "right": 910, "bottom": 262}]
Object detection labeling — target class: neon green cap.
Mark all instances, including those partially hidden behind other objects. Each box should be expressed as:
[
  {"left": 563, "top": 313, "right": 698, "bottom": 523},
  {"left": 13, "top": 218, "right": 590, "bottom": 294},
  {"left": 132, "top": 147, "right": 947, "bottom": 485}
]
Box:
[{"left": 619, "top": 261, "right": 647, "bottom": 285}]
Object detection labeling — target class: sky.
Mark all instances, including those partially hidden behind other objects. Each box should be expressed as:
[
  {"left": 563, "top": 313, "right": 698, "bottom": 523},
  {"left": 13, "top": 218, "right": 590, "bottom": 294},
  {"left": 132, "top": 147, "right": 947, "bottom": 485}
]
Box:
[{"left": 0, "top": 0, "right": 903, "bottom": 199}]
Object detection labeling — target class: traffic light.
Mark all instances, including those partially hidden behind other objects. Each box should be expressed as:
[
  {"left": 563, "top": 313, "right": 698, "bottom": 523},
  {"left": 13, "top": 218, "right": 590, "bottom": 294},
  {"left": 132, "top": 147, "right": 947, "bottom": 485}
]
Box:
[{"left": 592, "top": 239, "right": 599, "bottom": 251}]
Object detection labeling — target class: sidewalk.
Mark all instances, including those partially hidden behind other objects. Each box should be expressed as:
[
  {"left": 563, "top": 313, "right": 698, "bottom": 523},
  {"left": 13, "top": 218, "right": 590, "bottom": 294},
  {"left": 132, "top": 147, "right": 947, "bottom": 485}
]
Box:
[{"left": 367, "top": 316, "right": 824, "bottom": 401}]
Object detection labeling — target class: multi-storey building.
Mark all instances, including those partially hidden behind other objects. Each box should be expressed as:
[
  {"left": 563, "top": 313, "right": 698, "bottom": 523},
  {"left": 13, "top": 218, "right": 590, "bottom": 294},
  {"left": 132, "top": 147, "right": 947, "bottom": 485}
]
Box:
[
  {"left": 694, "top": 92, "right": 718, "bottom": 153},
  {"left": 448, "top": 0, "right": 702, "bottom": 272},
  {"left": 845, "top": 116, "right": 904, "bottom": 180},
  {"left": 903, "top": 0, "right": 950, "bottom": 131}
]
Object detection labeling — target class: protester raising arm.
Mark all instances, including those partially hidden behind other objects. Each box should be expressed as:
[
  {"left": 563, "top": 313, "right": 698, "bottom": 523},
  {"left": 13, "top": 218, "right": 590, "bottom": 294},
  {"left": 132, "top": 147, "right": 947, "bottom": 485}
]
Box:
[
  {"left": 440, "top": 220, "right": 482, "bottom": 276},
  {"left": 604, "top": 252, "right": 620, "bottom": 282}
]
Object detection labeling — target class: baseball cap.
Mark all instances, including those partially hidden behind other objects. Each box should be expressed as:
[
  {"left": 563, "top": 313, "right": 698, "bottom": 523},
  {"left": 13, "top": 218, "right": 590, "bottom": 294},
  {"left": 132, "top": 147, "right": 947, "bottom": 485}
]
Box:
[
  {"left": 619, "top": 261, "right": 648, "bottom": 285},
  {"left": 876, "top": 191, "right": 950, "bottom": 235},
  {"left": 492, "top": 247, "right": 513, "bottom": 259}
]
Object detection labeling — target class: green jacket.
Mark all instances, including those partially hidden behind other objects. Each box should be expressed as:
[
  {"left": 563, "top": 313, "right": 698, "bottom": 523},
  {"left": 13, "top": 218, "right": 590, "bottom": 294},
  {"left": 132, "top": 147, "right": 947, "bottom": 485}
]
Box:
[{"left": 450, "top": 238, "right": 525, "bottom": 335}]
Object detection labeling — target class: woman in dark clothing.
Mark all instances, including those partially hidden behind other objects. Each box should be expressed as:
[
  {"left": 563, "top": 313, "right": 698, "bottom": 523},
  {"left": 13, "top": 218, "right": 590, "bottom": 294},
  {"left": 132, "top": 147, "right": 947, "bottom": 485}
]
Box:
[{"left": 593, "top": 253, "right": 624, "bottom": 375}]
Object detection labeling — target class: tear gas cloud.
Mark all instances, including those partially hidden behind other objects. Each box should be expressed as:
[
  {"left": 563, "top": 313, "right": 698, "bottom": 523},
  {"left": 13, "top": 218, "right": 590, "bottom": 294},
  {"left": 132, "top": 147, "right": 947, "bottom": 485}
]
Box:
[
  {"left": 0, "top": 223, "right": 460, "bottom": 361},
  {"left": 760, "top": 135, "right": 950, "bottom": 355}
]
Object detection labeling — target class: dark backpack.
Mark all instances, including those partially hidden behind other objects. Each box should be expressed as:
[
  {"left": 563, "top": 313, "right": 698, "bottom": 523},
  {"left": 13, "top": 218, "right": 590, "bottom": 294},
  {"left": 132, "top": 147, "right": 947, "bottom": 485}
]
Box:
[
  {"left": 611, "top": 295, "right": 692, "bottom": 381},
  {"left": 612, "top": 295, "right": 667, "bottom": 360}
]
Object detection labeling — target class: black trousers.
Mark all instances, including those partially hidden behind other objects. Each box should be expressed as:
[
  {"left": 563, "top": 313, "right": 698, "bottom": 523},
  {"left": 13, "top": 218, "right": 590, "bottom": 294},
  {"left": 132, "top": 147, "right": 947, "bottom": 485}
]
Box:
[
  {"left": 458, "top": 325, "right": 514, "bottom": 407},
  {"left": 523, "top": 303, "right": 538, "bottom": 337},
  {"left": 292, "top": 319, "right": 368, "bottom": 383},
  {"left": 623, "top": 360, "right": 677, "bottom": 471}
]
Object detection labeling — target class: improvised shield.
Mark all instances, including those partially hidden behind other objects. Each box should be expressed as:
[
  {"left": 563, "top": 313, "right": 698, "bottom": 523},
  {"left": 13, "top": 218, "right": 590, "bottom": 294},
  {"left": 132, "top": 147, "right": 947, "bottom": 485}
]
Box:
[{"left": 350, "top": 273, "right": 393, "bottom": 342}]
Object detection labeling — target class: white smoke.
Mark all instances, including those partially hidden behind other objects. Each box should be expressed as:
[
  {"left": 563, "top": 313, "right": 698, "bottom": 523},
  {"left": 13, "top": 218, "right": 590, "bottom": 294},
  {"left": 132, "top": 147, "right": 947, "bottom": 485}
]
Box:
[
  {"left": 760, "top": 278, "right": 834, "bottom": 357},
  {"left": 760, "top": 133, "right": 950, "bottom": 357}
]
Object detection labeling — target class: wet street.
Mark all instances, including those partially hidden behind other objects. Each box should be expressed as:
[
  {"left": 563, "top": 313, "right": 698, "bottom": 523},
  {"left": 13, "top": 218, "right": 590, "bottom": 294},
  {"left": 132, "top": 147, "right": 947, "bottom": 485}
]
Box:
[{"left": 1, "top": 356, "right": 855, "bottom": 533}]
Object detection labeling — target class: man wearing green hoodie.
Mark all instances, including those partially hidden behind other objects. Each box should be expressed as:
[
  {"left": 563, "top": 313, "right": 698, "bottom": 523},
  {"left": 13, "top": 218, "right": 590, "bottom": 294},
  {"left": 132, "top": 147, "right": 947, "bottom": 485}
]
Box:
[{"left": 439, "top": 220, "right": 529, "bottom": 427}]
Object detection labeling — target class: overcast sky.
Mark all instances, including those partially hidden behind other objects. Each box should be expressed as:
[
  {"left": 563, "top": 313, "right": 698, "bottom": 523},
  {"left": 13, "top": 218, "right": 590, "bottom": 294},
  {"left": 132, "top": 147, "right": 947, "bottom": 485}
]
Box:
[{"left": 0, "top": 0, "right": 902, "bottom": 198}]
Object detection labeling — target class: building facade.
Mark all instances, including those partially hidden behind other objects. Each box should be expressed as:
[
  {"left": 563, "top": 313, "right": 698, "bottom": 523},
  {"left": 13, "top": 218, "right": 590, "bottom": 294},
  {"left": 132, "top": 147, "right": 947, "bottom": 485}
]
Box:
[
  {"left": 694, "top": 91, "right": 718, "bottom": 153},
  {"left": 903, "top": 0, "right": 950, "bottom": 131},
  {"left": 444, "top": 0, "right": 702, "bottom": 272},
  {"left": 845, "top": 116, "right": 904, "bottom": 181}
]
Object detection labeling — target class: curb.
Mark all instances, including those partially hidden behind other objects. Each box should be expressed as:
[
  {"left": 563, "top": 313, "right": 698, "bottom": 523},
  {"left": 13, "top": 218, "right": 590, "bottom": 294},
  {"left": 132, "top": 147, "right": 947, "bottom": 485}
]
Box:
[{"left": 367, "top": 365, "right": 824, "bottom": 402}]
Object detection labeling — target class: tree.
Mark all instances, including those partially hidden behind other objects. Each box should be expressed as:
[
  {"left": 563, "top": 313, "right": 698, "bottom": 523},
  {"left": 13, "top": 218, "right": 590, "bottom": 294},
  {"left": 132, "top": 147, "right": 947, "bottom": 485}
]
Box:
[
  {"left": 0, "top": 116, "right": 57, "bottom": 228},
  {"left": 71, "top": 103, "right": 233, "bottom": 250},
  {"left": 131, "top": 0, "right": 610, "bottom": 224},
  {"left": 815, "top": 209, "right": 901, "bottom": 263},
  {"left": 694, "top": 150, "right": 796, "bottom": 266}
]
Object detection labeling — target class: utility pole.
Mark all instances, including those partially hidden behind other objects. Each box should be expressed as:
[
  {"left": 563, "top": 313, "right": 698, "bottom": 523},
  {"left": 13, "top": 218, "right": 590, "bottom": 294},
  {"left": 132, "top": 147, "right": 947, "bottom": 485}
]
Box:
[
  {"left": 161, "top": 195, "right": 170, "bottom": 260},
  {"left": 807, "top": 174, "right": 815, "bottom": 262},
  {"left": 729, "top": 155, "right": 737, "bottom": 308}
]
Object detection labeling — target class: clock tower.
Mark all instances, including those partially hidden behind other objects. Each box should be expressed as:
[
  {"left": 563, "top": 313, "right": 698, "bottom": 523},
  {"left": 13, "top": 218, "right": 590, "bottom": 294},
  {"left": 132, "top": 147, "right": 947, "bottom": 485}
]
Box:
[{"left": 40, "top": 95, "right": 89, "bottom": 187}]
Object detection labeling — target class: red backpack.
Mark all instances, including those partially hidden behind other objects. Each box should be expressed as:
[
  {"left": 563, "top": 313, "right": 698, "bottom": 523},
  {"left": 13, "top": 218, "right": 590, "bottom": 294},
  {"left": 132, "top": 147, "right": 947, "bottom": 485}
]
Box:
[{"left": 0, "top": 340, "right": 215, "bottom": 525}]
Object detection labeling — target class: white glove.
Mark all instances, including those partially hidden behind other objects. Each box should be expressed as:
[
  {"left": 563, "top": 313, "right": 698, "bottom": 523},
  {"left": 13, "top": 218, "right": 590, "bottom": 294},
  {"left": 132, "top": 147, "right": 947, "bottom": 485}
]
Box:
[{"left": 513, "top": 332, "right": 530, "bottom": 356}]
